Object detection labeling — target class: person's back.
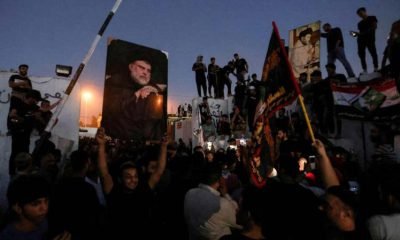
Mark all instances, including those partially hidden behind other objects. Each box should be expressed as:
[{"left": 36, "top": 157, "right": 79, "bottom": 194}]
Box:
[
  {"left": 48, "top": 150, "right": 102, "bottom": 239},
  {"left": 261, "top": 179, "right": 324, "bottom": 240},
  {"left": 184, "top": 163, "right": 241, "bottom": 240},
  {"left": 49, "top": 176, "right": 101, "bottom": 238}
]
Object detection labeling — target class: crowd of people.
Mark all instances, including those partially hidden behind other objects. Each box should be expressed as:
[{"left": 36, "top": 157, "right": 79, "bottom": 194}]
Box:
[{"left": 0, "top": 7, "right": 400, "bottom": 240}]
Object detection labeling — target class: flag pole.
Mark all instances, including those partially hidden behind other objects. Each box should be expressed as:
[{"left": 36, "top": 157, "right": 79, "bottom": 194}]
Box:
[
  {"left": 44, "top": 0, "right": 122, "bottom": 134},
  {"left": 272, "top": 21, "right": 316, "bottom": 142},
  {"left": 32, "top": 0, "right": 122, "bottom": 157}
]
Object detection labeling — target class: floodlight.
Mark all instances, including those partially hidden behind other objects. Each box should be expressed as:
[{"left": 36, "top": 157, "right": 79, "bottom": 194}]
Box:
[{"left": 55, "top": 65, "right": 73, "bottom": 77}]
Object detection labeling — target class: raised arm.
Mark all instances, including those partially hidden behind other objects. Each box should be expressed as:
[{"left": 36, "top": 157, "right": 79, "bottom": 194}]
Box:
[
  {"left": 312, "top": 139, "right": 340, "bottom": 189},
  {"left": 148, "top": 135, "right": 168, "bottom": 189},
  {"left": 96, "top": 127, "right": 114, "bottom": 194}
]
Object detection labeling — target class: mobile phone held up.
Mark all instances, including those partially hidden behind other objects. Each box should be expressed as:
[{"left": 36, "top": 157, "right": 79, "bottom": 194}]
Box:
[{"left": 308, "top": 155, "right": 316, "bottom": 170}]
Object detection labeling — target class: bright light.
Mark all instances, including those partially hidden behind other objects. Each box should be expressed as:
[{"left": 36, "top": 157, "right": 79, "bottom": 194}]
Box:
[
  {"left": 82, "top": 91, "right": 92, "bottom": 128},
  {"left": 82, "top": 91, "right": 92, "bottom": 101}
]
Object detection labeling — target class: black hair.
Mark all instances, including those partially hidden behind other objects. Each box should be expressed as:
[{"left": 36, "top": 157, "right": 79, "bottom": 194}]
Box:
[
  {"left": 310, "top": 70, "right": 322, "bottom": 77},
  {"left": 357, "top": 7, "right": 366, "bottom": 14},
  {"left": 69, "top": 149, "right": 90, "bottom": 171},
  {"left": 299, "top": 28, "right": 313, "bottom": 38},
  {"left": 19, "top": 64, "right": 29, "bottom": 69},
  {"left": 200, "top": 162, "right": 222, "bottom": 185},
  {"left": 7, "top": 174, "right": 49, "bottom": 206},
  {"left": 119, "top": 161, "right": 138, "bottom": 176},
  {"left": 326, "top": 186, "right": 358, "bottom": 211},
  {"left": 323, "top": 23, "right": 331, "bottom": 28}
]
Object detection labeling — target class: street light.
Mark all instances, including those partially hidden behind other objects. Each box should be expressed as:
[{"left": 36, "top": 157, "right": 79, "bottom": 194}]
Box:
[{"left": 82, "top": 91, "right": 92, "bottom": 127}]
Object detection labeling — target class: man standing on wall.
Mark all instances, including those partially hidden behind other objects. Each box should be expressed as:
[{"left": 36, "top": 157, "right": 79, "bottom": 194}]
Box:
[
  {"left": 321, "top": 23, "right": 355, "bottom": 78},
  {"left": 354, "top": 7, "right": 379, "bottom": 73}
]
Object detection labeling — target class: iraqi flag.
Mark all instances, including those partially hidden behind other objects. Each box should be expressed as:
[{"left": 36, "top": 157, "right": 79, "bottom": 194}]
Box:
[{"left": 332, "top": 77, "right": 400, "bottom": 121}]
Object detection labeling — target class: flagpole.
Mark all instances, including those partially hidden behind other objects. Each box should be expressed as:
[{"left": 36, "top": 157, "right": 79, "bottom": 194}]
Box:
[
  {"left": 272, "top": 21, "right": 315, "bottom": 142},
  {"left": 33, "top": 0, "right": 122, "bottom": 157},
  {"left": 44, "top": 0, "right": 122, "bottom": 134}
]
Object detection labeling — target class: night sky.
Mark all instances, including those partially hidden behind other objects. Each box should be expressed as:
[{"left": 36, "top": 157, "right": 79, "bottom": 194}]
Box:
[{"left": 1, "top": 0, "right": 399, "bottom": 116}]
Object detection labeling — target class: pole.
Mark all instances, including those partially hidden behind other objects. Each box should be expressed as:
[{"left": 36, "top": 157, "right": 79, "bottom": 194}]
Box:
[
  {"left": 47, "top": 0, "right": 122, "bottom": 133},
  {"left": 272, "top": 21, "right": 316, "bottom": 142},
  {"left": 32, "top": 0, "right": 122, "bottom": 158},
  {"left": 44, "top": 0, "right": 122, "bottom": 134}
]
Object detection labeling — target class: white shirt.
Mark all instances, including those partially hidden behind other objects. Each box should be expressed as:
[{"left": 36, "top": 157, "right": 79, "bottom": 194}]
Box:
[
  {"left": 185, "top": 184, "right": 242, "bottom": 240},
  {"left": 368, "top": 214, "right": 400, "bottom": 240}
]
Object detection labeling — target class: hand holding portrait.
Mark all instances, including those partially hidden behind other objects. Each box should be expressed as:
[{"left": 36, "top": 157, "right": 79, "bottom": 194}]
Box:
[{"left": 135, "top": 85, "right": 159, "bottom": 101}]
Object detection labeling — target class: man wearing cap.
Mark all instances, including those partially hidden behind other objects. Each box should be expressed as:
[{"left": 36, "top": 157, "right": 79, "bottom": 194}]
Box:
[
  {"left": 8, "top": 89, "right": 43, "bottom": 176},
  {"left": 102, "top": 49, "right": 165, "bottom": 141}
]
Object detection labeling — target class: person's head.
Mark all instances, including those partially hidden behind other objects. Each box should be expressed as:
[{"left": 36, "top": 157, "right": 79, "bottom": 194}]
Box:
[
  {"left": 69, "top": 150, "right": 90, "bottom": 175},
  {"left": 18, "top": 64, "right": 29, "bottom": 76},
  {"left": 356, "top": 7, "right": 367, "bottom": 19},
  {"left": 323, "top": 23, "right": 332, "bottom": 33},
  {"left": 233, "top": 53, "right": 239, "bottom": 60},
  {"left": 25, "top": 89, "right": 42, "bottom": 105},
  {"left": 378, "top": 163, "right": 400, "bottom": 211},
  {"left": 196, "top": 55, "right": 203, "bottom": 62},
  {"left": 323, "top": 186, "right": 357, "bottom": 232},
  {"left": 119, "top": 161, "right": 139, "bottom": 190},
  {"left": 325, "top": 63, "right": 337, "bottom": 76},
  {"left": 310, "top": 70, "right": 322, "bottom": 83},
  {"left": 200, "top": 162, "right": 222, "bottom": 188},
  {"left": 40, "top": 99, "right": 50, "bottom": 109},
  {"left": 251, "top": 73, "right": 257, "bottom": 80},
  {"left": 202, "top": 96, "right": 208, "bottom": 103},
  {"left": 278, "top": 155, "right": 301, "bottom": 180},
  {"left": 7, "top": 174, "right": 50, "bottom": 225},
  {"left": 299, "top": 28, "right": 313, "bottom": 45},
  {"left": 128, "top": 59, "right": 152, "bottom": 86},
  {"left": 276, "top": 128, "right": 288, "bottom": 141},
  {"left": 14, "top": 152, "right": 34, "bottom": 174},
  {"left": 205, "top": 150, "right": 214, "bottom": 163},
  {"left": 143, "top": 146, "right": 160, "bottom": 175},
  {"left": 167, "top": 142, "right": 178, "bottom": 158},
  {"left": 299, "top": 72, "right": 308, "bottom": 84},
  {"left": 370, "top": 124, "right": 394, "bottom": 145},
  {"left": 210, "top": 57, "right": 215, "bottom": 63}
]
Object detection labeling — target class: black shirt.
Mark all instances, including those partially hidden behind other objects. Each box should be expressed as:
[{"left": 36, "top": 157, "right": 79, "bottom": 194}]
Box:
[
  {"left": 322, "top": 27, "right": 345, "bottom": 52},
  {"left": 192, "top": 62, "right": 207, "bottom": 80},
  {"left": 106, "top": 183, "right": 154, "bottom": 237},
  {"left": 9, "top": 74, "right": 32, "bottom": 93},
  {"left": 8, "top": 97, "right": 39, "bottom": 132},
  {"left": 358, "top": 16, "right": 378, "bottom": 41},
  {"left": 235, "top": 58, "right": 248, "bottom": 73}
]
